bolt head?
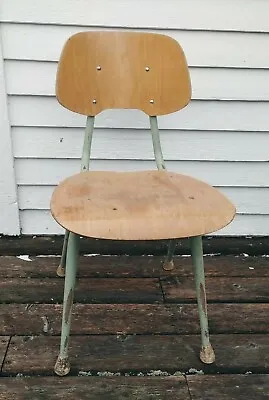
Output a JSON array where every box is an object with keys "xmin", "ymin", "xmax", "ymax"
[
  {"xmin": 145, "ymin": 66, "xmax": 150, "ymax": 71},
  {"xmin": 150, "ymin": 99, "xmax": 154, "ymax": 104},
  {"xmin": 96, "ymin": 66, "xmax": 101, "ymax": 70},
  {"xmin": 92, "ymin": 99, "xmax": 97, "ymax": 104}
]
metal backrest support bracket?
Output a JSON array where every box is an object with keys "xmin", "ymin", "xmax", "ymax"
[
  {"xmin": 80, "ymin": 115, "xmax": 166, "ymax": 173},
  {"xmin": 149, "ymin": 116, "xmax": 166, "ymax": 170},
  {"xmin": 81, "ymin": 116, "xmax": 95, "ymax": 171}
]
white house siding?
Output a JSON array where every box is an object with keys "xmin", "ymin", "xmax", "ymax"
[{"xmin": 0, "ymin": 0, "xmax": 269, "ymax": 236}]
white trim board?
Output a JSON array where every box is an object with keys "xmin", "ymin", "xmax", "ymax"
[{"xmin": 0, "ymin": 30, "xmax": 20, "ymax": 234}]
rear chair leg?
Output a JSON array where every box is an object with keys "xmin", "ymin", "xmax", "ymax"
[
  {"xmin": 190, "ymin": 235, "xmax": 215, "ymax": 364},
  {"xmin": 56, "ymin": 230, "xmax": 70, "ymax": 277},
  {"xmin": 163, "ymin": 240, "xmax": 177, "ymax": 271},
  {"xmin": 54, "ymin": 232, "xmax": 79, "ymax": 376}
]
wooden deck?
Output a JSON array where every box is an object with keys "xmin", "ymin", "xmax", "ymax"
[{"xmin": 0, "ymin": 254, "xmax": 269, "ymax": 399}]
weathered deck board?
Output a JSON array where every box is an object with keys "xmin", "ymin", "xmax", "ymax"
[
  {"xmin": 3, "ymin": 334, "xmax": 269, "ymax": 376},
  {"xmin": 187, "ymin": 374, "xmax": 269, "ymax": 400},
  {"xmin": 1, "ymin": 255, "xmax": 268, "ymax": 278},
  {"xmin": 0, "ymin": 376, "xmax": 190, "ymax": 400},
  {"xmin": 1, "ymin": 303, "xmax": 269, "ymax": 336},
  {"xmin": 161, "ymin": 276, "xmax": 269, "ymax": 303},
  {"xmin": 1, "ymin": 236, "xmax": 269, "ymax": 256},
  {"xmin": 0, "ymin": 278, "xmax": 162, "ymax": 304},
  {"xmin": 1, "ymin": 254, "xmax": 269, "ymax": 398},
  {"xmin": 1, "ymin": 276, "xmax": 268, "ymax": 304},
  {"xmin": 0, "ymin": 337, "xmax": 10, "ymax": 372}
]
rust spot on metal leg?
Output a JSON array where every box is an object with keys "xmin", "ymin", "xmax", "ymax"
[
  {"xmin": 64, "ymin": 289, "xmax": 74, "ymax": 324},
  {"xmin": 200, "ymin": 283, "xmax": 206, "ymax": 314}
]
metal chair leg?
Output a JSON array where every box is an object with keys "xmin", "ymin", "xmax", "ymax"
[
  {"xmin": 56, "ymin": 230, "xmax": 70, "ymax": 277},
  {"xmin": 54, "ymin": 232, "xmax": 79, "ymax": 376},
  {"xmin": 163, "ymin": 239, "xmax": 177, "ymax": 271},
  {"xmin": 190, "ymin": 235, "xmax": 215, "ymax": 364}
]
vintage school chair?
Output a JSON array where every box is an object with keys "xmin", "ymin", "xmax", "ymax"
[{"xmin": 51, "ymin": 31, "xmax": 236, "ymax": 376}]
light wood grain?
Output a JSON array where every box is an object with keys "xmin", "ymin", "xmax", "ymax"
[
  {"xmin": 56, "ymin": 31, "xmax": 191, "ymax": 116},
  {"xmin": 18, "ymin": 185, "xmax": 269, "ymax": 214},
  {"xmin": 50, "ymin": 170, "xmax": 235, "ymax": 240},
  {"xmin": 18, "ymin": 211, "xmax": 269, "ymax": 236},
  {"xmin": 6, "ymin": 60, "xmax": 269, "ymax": 101}
]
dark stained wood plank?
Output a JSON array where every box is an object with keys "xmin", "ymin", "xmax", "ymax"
[
  {"xmin": 0, "ymin": 337, "xmax": 9, "ymax": 372},
  {"xmin": 0, "ymin": 255, "xmax": 268, "ymax": 278},
  {"xmin": 2, "ymin": 274, "xmax": 269, "ymax": 304},
  {"xmin": 1, "ymin": 235, "xmax": 269, "ymax": 256},
  {"xmin": 161, "ymin": 276, "xmax": 269, "ymax": 303},
  {"xmin": 0, "ymin": 278, "xmax": 162, "ymax": 304},
  {"xmin": 0, "ymin": 376, "xmax": 190, "ymax": 400},
  {"xmin": 3, "ymin": 334, "xmax": 269, "ymax": 375},
  {"xmin": 187, "ymin": 375, "xmax": 269, "ymax": 400},
  {"xmin": 0, "ymin": 304, "xmax": 176, "ymax": 336},
  {"xmin": 1, "ymin": 303, "xmax": 269, "ymax": 336}
]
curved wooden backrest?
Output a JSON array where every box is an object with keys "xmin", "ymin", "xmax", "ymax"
[{"xmin": 56, "ymin": 31, "xmax": 191, "ymax": 116}]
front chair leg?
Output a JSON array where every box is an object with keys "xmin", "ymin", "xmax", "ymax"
[
  {"xmin": 56, "ymin": 230, "xmax": 70, "ymax": 277},
  {"xmin": 190, "ymin": 235, "xmax": 215, "ymax": 364},
  {"xmin": 54, "ymin": 232, "xmax": 80, "ymax": 376}
]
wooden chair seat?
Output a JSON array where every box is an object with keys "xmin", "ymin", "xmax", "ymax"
[{"xmin": 51, "ymin": 170, "xmax": 235, "ymax": 240}]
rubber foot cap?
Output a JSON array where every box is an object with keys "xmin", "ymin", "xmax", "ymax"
[{"xmin": 200, "ymin": 343, "xmax": 215, "ymax": 364}]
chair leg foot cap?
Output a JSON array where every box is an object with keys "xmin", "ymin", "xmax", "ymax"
[
  {"xmin": 56, "ymin": 265, "xmax": 65, "ymax": 277},
  {"xmin": 54, "ymin": 356, "xmax": 70, "ymax": 376},
  {"xmin": 163, "ymin": 260, "xmax": 174, "ymax": 271},
  {"xmin": 200, "ymin": 343, "xmax": 215, "ymax": 364}
]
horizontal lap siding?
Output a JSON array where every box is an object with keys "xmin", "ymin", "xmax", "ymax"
[
  {"xmin": 1, "ymin": 0, "xmax": 269, "ymax": 236},
  {"xmin": 2, "ymin": 0, "xmax": 269, "ymax": 32},
  {"xmin": 2, "ymin": 24, "xmax": 269, "ymax": 68}
]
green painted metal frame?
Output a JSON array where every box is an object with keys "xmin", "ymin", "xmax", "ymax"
[
  {"xmin": 56, "ymin": 116, "xmax": 95, "ymax": 278},
  {"xmin": 190, "ymin": 236, "xmax": 215, "ymax": 363},
  {"xmin": 150, "ymin": 116, "xmax": 178, "ymax": 271},
  {"xmin": 55, "ymin": 114, "xmax": 215, "ymax": 375},
  {"xmin": 54, "ymin": 116, "xmax": 95, "ymax": 376}
]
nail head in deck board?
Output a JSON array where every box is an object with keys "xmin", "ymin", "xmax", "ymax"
[
  {"xmin": 187, "ymin": 375, "xmax": 269, "ymax": 400},
  {"xmin": 1, "ymin": 235, "xmax": 269, "ymax": 256},
  {"xmin": 0, "ymin": 278, "xmax": 162, "ymax": 304},
  {"xmin": 0, "ymin": 376, "xmax": 190, "ymax": 400},
  {"xmin": 3, "ymin": 334, "xmax": 269, "ymax": 375},
  {"xmin": 0, "ymin": 337, "xmax": 10, "ymax": 371},
  {"xmin": 1, "ymin": 255, "xmax": 269, "ymax": 279},
  {"xmin": 161, "ymin": 276, "xmax": 269, "ymax": 303},
  {"xmin": 1, "ymin": 303, "xmax": 269, "ymax": 336}
]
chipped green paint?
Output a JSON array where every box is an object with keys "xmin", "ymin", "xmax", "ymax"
[
  {"xmin": 190, "ymin": 235, "xmax": 215, "ymax": 363},
  {"xmin": 57, "ymin": 232, "xmax": 79, "ymax": 365}
]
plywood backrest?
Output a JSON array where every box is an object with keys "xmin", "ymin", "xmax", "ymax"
[{"xmin": 56, "ymin": 31, "xmax": 191, "ymax": 116}]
